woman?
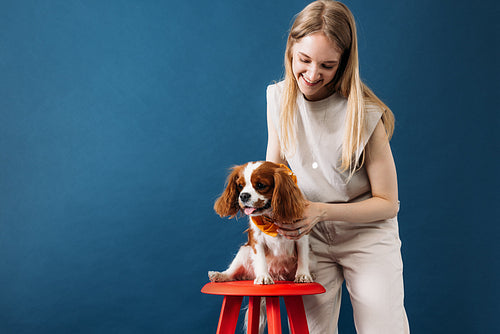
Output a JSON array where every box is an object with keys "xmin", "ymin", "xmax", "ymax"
[{"xmin": 266, "ymin": 1, "xmax": 410, "ymax": 333}]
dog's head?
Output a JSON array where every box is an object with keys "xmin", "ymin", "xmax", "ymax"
[{"xmin": 214, "ymin": 161, "xmax": 306, "ymax": 223}]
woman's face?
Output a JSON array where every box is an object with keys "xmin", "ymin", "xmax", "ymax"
[{"xmin": 292, "ymin": 32, "xmax": 342, "ymax": 101}]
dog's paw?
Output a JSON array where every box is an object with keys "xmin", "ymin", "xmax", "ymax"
[
  {"xmin": 208, "ymin": 271, "xmax": 230, "ymax": 282},
  {"xmin": 254, "ymin": 274, "xmax": 274, "ymax": 285},
  {"xmin": 294, "ymin": 273, "xmax": 314, "ymax": 283}
]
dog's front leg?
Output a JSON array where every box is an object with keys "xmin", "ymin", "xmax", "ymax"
[
  {"xmin": 208, "ymin": 246, "xmax": 252, "ymax": 282},
  {"xmin": 252, "ymin": 243, "xmax": 274, "ymax": 284},
  {"xmin": 294, "ymin": 235, "xmax": 313, "ymax": 283}
]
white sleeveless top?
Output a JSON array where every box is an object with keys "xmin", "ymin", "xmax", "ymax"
[{"xmin": 267, "ymin": 81, "xmax": 383, "ymax": 204}]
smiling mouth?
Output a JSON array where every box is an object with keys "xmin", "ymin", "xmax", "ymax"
[
  {"xmin": 302, "ymin": 74, "xmax": 322, "ymax": 86},
  {"xmin": 243, "ymin": 202, "xmax": 272, "ymax": 215}
]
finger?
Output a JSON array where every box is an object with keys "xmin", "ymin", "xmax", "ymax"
[
  {"xmin": 277, "ymin": 226, "xmax": 306, "ymax": 239},
  {"xmin": 275, "ymin": 220, "xmax": 307, "ymax": 231},
  {"xmin": 277, "ymin": 228, "xmax": 298, "ymax": 238},
  {"xmin": 276, "ymin": 225, "xmax": 297, "ymax": 232},
  {"xmin": 284, "ymin": 233, "xmax": 304, "ymax": 241},
  {"xmin": 274, "ymin": 219, "xmax": 305, "ymax": 229},
  {"xmin": 281, "ymin": 232, "xmax": 300, "ymax": 241}
]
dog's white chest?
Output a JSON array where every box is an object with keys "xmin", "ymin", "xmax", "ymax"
[{"xmin": 263, "ymin": 234, "xmax": 296, "ymax": 257}]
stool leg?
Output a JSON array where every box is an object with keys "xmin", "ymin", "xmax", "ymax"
[
  {"xmin": 266, "ymin": 297, "xmax": 282, "ymax": 334},
  {"xmin": 247, "ymin": 296, "xmax": 261, "ymax": 334},
  {"xmin": 283, "ymin": 296, "xmax": 309, "ymax": 334},
  {"xmin": 217, "ymin": 295, "xmax": 243, "ymax": 334}
]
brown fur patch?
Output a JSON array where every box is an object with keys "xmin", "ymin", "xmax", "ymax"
[
  {"xmin": 245, "ymin": 227, "xmax": 257, "ymax": 254},
  {"xmin": 213, "ymin": 164, "xmax": 246, "ymax": 218}
]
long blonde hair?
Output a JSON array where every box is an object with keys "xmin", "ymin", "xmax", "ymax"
[{"xmin": 280, "ymin": 0, "xmax": 394, "ymax": 175}]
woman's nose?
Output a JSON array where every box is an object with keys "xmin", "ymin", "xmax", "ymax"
[{"xmin": 306, "ymin": 65, "xmax": 321, "ymax": 80}]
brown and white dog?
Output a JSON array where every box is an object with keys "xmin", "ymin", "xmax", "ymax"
[{"xmin": 208, "ymin": 161, "xmax": 314, "ymax": 284}]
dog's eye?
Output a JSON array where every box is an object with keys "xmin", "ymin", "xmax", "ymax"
[
  {"xmin": 236, "ymin": 183, "xmax": 244, "ymax": 190},
  {"xmin": 255, "ymin": 182, "xmax": 267, "ymax": 190}
]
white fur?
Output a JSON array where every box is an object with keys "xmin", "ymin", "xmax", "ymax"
[
  {"xmin": 208, "ymin": 207, "xmax": 313, "ymax": 284},
  {"xmin": 240, "ymin": 162, "xmax": 268, "ymax": 210},
  {"xmin": 208, "ymin": 223, "xmax": 313, "ymax": 284},
  {"xmin": 249, "ymin": 223, "xmax": 313, "ymax": 284}
]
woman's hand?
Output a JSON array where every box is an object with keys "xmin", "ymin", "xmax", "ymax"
[{"xmin": 275, "ymin": 201, "xmax": 326, "ymax": 240}]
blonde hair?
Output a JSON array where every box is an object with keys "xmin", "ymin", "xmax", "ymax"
[{"xmin": 280, "ymin": 0, "xmax": 395, "ymax": 175}]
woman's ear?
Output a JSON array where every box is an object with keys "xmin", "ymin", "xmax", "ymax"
[
  {"xmin": 214, "ymin": 166, "xmax": 243, "ymax": 218},
  {"xmin": 272, "ymin": 167, "xmax": 305, "ymax": 222}
]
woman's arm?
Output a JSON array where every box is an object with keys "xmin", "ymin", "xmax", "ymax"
[
  {"xmin": 266, "ymin": 102, "xmax": 287, "ymax": 165},
  {"xmin": 277, "ymin": 120, "xmax": 400, "ymax": 239}
]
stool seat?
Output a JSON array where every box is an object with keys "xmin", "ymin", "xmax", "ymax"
[
  {"xmin": 202, "ymin": 280, "xmax": 325, "ymax": 296},
  {"xmin": 202, "ymin": 281, "xmax": 325, "ymax": 334}
]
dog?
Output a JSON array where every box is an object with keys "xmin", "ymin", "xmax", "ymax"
[{"xmin": 208, "ymin": 161, "xmax": 313, "ymax": 284}]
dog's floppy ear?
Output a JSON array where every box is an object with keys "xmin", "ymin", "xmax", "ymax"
[
  {"xmin": 214, "ymin": 165, "xmax": 243, "ymax": 218},
  {"xmin": 271, "ymin": 166, "xmax": 306, "ymax": 223}
]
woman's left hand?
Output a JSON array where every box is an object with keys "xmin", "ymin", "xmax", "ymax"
[{"xmin": 275, "ymin": 201, "xmax": 326, "ymax": 240}]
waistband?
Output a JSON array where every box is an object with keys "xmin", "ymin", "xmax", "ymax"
[{"xmin": 311, "ymin": 216, "xmax": 399, "ymax": 245}]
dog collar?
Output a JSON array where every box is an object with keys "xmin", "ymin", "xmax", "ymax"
[{"xmin": 251, "ymin": 215, "xmax": 279, "ymax": 237}]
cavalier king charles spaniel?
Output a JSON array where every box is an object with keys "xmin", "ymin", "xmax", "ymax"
[{"xmin": 208, "ymin": 161, "xmax": 314, "ymax": 284}]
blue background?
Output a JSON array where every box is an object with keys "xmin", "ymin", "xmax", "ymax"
[{"xmin": 1, "ymin": 0, "xmax": 498, "ymax": 333}]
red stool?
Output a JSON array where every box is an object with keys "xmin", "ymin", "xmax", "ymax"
[{"xmin": 201, "ymin": 281, "xmax": 325, "ymax": 334}]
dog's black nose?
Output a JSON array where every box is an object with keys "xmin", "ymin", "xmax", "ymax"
[{"xmin": 239, "ymin": 192, "xmax": 251, "ymax": 203}]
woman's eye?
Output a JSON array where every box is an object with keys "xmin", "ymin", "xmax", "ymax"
[
  {"xmin": 300, "ymin": 58, "xmax": 310, "ymax": 63},
  {"xmin": 322, "ymin": 65, "xmax": 334, "ymax": 69}
]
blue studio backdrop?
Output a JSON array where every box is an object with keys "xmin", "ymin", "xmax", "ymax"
[{"xmin": 0, "ymin": 0, "xmax": 497, "ymax": 333}]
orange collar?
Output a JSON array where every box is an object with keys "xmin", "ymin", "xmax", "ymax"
[
  {"xmin": 251, "ymin": 215, "xmax": 279, "ymax": 237},
  {"xmin": 279, "ymin": 164, "xmax": 297, "ymax": 184},
  {"xmin": 250, "ymin": 164, "xmax": 297, "ymax": 237}
]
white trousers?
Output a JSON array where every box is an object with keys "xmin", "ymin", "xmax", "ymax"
[{"xmin": 303, "ymin": 217, "xmax": 410, "ymax": 334}]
